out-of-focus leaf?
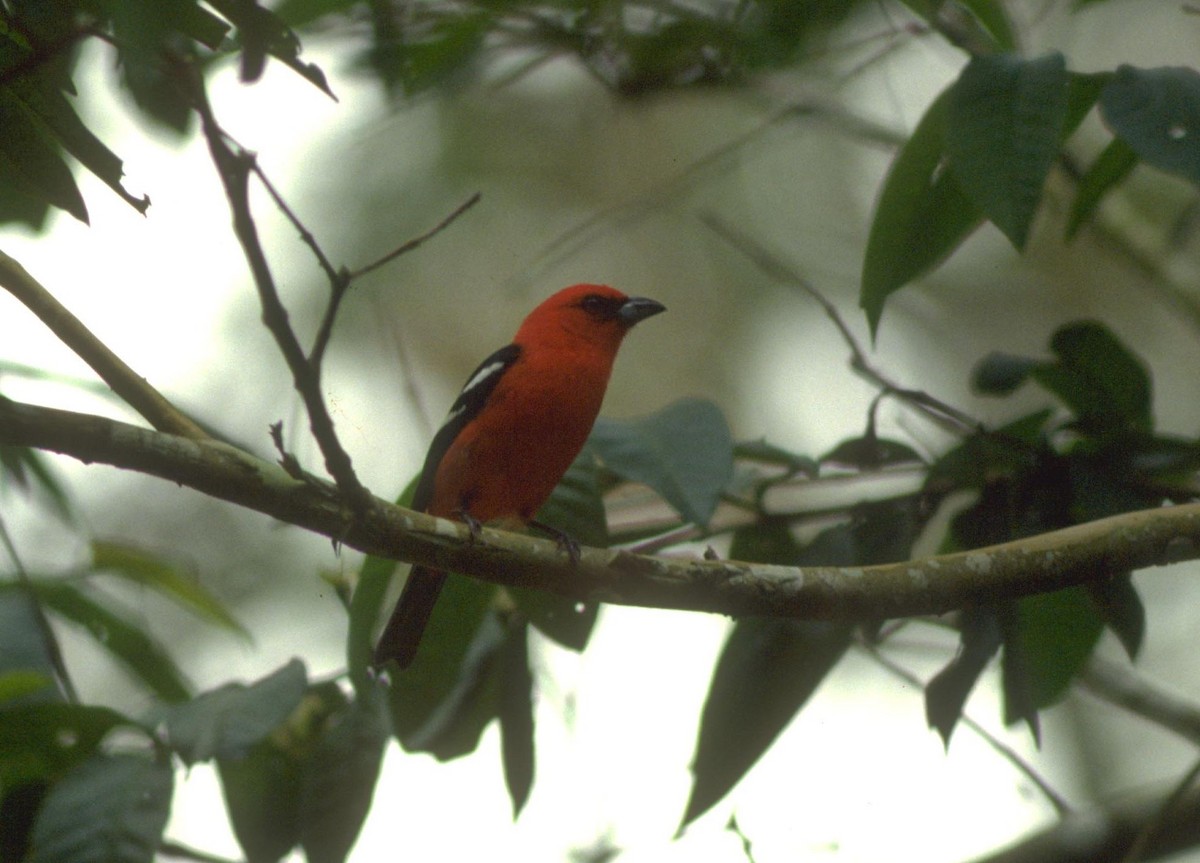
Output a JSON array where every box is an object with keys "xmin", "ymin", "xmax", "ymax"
[
  {"xmin": 0, "ymin": 90, "xmax": 86, "ymax": 223},
  {"xmin": 681, "ymin": 618, "xmax": 851, "ymax": 827},
  {"xmin": 387, "ymin": 575, "xmax": 499, "ymax": 752},
  {"xmin": 945, "ymin": 52, "xmax": 1069, "ymax": 249},
  {"xmin": 589, "ymin": 397, "xmax": 733, "ymax": 526},
  {"xmin": 26, "ymin": 753, "xmax": 172, "ymax": 863},
  {"xmin": 298, "ymin": 687, "xmax": 389, "ymax": 863},
  {"xmin": 373, "ymin": 11, "xmax": 490, "ymax": 97},
  {"xmin": 498, "ymin": 623, "xmax": 534, "ymax": 818},
  {"xmin": 1086, "ymin": 573, "xmax": 1144, "ymax": 661},
  {"xmin": 821, "ymin": 436, "xmax": 924, "ymax": 470},
  {"xmin": 0, "ymin": 670, "xmax": 53, "ymax": 704},
  {"xmin": 1016, "ymin": 587, "xmax": 1104, "ymax": 707},
  {"xmin": 23, "ymin": 582, "xmax": 192, "ymax": 704},
  {"xmin": 861, "ymin": 87, "xmax": 983, "ymax": 337},
  {"xmin": 273, "ymin": 0, "xmax": 360, "ymax": 29},
  {"xmin": 0, "ymin": 589, "xmax": 63, "ymax": 703},
  {"xmin": 0, "ymin": 444, "xmax": 73, "ymax": 523},
  {"xmin": 1066, "ymin": 132, "xmax": 1139, "ymax": 239},
  {"xmin": 90, "ymin": 540, "xmax": 248, "ymax": 637},
  {"xmin": 206, "ymin": 0, "xmax": 334, "ymax": 96},
  {"xmin": 925, "ymin": 607, "xmax": 1002, "ymax": 746},
  {"xmin": 972, "ymin": 352, "xmax": 1041, "ymax": 395},
  {"xmin": 218, "ymin": 732, "xmax": 302, "ymax": 863},
  {"xmin": 509, "ymin": 585, "xmax": 596, "ymax": 653},
  {"xmin": 0, "ymin": 703, "xmax": 136, "ymax": 787},
  {"xmin": 897, "ymin": 0, "xmax": 1015, "ymax": 52},
  {"xmin": 1100, "ymin": 65, "xmax": 1200, "ymax": 186},
  {"xmin": 160, "ymin": 658, "xmax": 307, "ymax": 765},
  {"xmin": 1038, "ymin": 321, "xmax": 1151, "ymax": 434}
]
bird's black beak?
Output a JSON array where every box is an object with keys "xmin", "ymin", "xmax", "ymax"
[{"xmin": 619, "ymin": 296, "xmax": 666, "ymax": 325}]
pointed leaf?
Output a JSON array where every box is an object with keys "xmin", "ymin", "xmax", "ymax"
[
  {"xmin": 588, "ymin": 397, "xmax": 733, "ymax": 526},
  {"xmin": 0, "ymin": 90, "xmax": 86, "ymax": 222},
  {"xmin": 160, "ymin": 659, "xmax": 308, "ymax": 765},
  {"xmin": 385, "ymin": 571, "xmax": 499, "ymax": 750},
  {"xmin": 1086, "ymin": 573, "xmax": 1144, "ymax": 660},
  {"xmin": 925, "ymin": 607, "xmax": 1002, "ymax": 746},
  {"xmin": 1100, "ymin": 65, "xmax": 1200, "ymax": 185},
  {"xmin": 27, "ymin": 753, "xmax": 172, "ymax": 863},
  {"xmin": 1039, "ymin": 320, "xmax": 1151, "ymax": 432},
  {"xmin": 298, "ymin": 689, "xmax": 389, "ymax": 863},
  {"xmin": 1016, "ymin": 587, "xmax": 1104, "ymax": 707},
  {"xmin": 0, "ymin": 703, "xmax": 137, "ymax": 787},
  {"xmin": 28, "ymin": 582, "xmax": 192, "ymax": 704},
  {"xmin": 681, "ymin": 619, "xmax": 851, "ymax": 827},
  {"xmin": 498, "ymin": 624, "xmax": 535, "ymax": 818},
  {"xmin": 90, "ymin": 540, "xmax": 248, "ymax": 637},
  {"xmin": 861, "ymin": 87, "xmax": 983, "ymax": 336},
  {"xmin": 0, "ymin": 587, "xmax": 64, "ymax": 702},
  {"xmin": 946, "ymin": 52, "xmax": 1069, "ymax": 249},
  {"xmin": 1066, "ymin": 137, "xmax": 1140, "ymax": 239}
]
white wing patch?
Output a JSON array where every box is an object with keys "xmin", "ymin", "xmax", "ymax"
[{"xmin": 440, "ymin": 357, "xmax": 508, "ymax": 429}]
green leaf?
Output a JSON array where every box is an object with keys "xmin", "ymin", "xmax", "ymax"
[
  {"xmin": 218, "ymin": 739, "xmax": 302, "ymax": 863},
  {"xmin": 399, "ymin": 609, "xmax": 505, "ymax": 759},
  {"xmin": 1100, "ymin": 64, "xmax": 1200, "ymax": 185},
  {"xmin": 90, "ymin": 540, "xmax": 248, "ymax": 637},
  {"xmin": 972, "ymin": 352, "xmax": 1041, "ymax": 395},
  {"xmin": 1038, "ymin": 320, "xmax": 1151, "ymax": 434},
  {"xmin": 160, "ymin": 658, "xmax": 308, "ymax": 765},
  {"xmin": 588, "ymin": 397, "xmax": 733, "ymax": 526},
  {"xmin": 0, "ymin": 703, "xmax": 137, "ymax": 787},
  {"xmin": 860, "ymin": 87, "xmax": 983, "ymax": 337},
  {"xmin": 956, "ymin": 0, "xmax": 1018, "ymax": 51},
  {"xmin": 681, "ymin": 619, "xmax": 851, "ymax": 827},
  {"xmin": 0, "ymin": 444, "xmax": 73, "ymax": 523},
  {"xmin": 26, "ymin": 582, "xmax": 192, "ymax": 704},
  {"xmin": 298, "ymin": 688, "xmax": 389, "ymax": 863},
  {"xmin": 0, "ymin": 590, "xmax": 63, "ymax": 703},
  {"xmin": 1016, "ymin": 587, "xmax": 1104, "ymax": 707},
  {"xmin": 925, "ymin": 607, "xmax": 1002, "ymax": 746},
  {"xmin": 945, "ymin": 52, "xmax": 1069, "ymax": 249},
  {"xmin": 0, "ymin": 89, "xmax": 86, "ymax": 223},
  {"xmin": 26, "ymin": 753, "xmax": 172, "ymax": 863},
  {"xmin": 0, "ymin": 670, "xmax": 53, "ymax": 704},
  {"xmin": 1066, "ymin": 136, "xmax": 1139, "ymax": 239},
  {"xmin": 498, "ymin": 624, "xmax": 534, "ymax": 818},
  {"xmin": 1086, "ymin": 573, "xmax": 1144, "ymax": 660},
  {"xmin": 386, "ymin": 573, "xmax": 498, "ymax": 751}
]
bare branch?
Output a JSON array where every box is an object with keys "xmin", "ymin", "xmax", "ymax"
[
  {"xmin": 0, "ymin": 249, "xmax": 207, "ymax": 440},
  {"xmin": 347, "ymin": 191, "xmax": 481, "ymax": 281},
  {"xmin": 184, "ymin": 69, "xmax": 371, "ymax": 512},
  {"xmin": 6, "ymin": 397, "xmax": 1200, "ymax": 623}
]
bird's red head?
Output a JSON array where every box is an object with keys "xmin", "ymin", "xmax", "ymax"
[{"xmin": 514, "ymin": 284, "xmax": 666, "ymax": 353}]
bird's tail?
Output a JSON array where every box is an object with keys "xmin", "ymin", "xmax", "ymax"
[{"xmin": 372, "ymin": 566, "xmax": 447, "ymax": 669}]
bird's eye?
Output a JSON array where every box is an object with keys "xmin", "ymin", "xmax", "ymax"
[{"xmin": 579, "ymin": 294, "xmax": 617, "ymax": 318}]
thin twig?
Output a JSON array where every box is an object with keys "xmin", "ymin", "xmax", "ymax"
[
  {"xmin": 159, "ymin": 839, "xmax": 245, "ymax": 863},
  {"xmin": 348, "ymin": 191, "xmax": 482, "ymax": 281},
  {"xmin": 700, "ymin": 214, "xmax": 982, "ymax": 436},
  {"xmin": 0, "ymin": 249, "xmax": 207, "ymax": 440},
  {"xmin": 1081, "ymin": 656, "xmax": 1200, "ymax": 747},
  {"xmin": 184, "ymin": 66, "xmax": 371, "ymax": 513},
  {"xmin": 860, "ymin": 638, "xmax": 1072, "ymax": 816}
]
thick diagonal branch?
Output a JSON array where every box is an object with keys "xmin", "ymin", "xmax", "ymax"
[{"xmin": 5, "ymin": 397, "xmax": 1200, "ymax": 621}]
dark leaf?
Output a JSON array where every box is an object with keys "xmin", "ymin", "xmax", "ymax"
[
  {"xmin": 1066, "ymin": 132, "xmax": 1139, "ymax": 240},
  {"xmin": 25, "ymin": 582, "xmax": 192, "ymax": 704},
  {"xmin": 972, "ymin": 352, "xmax": 1040, "ymax": 395},
  {"xmin": 1015, "ymin": 587, "xmax": 1104, "ymax": 708},
  {"xmin": 0, "ymin": 90, "xmax": 86, "ymax": 222},
  {"xmin": 1087, "ymin": 573, "xmax": 1144, "ymax": 660},
  {"xmin": 161, "ymin": 658, "xmax": 308, "ymax": 765},
  {"xmin": 925, "ymin": 607, "xmax": 1002, "ymax": 747},
  {"xmin": 861, "ymin": 87, "xmax": 983, "ymax": 337},
  {"xmin": 498, "ymin": 623, "xmax": 535, "ymax": 818},
  {"xmin": 1039, "ymin": 320, "xmax": 1151, "ymax": 433},
  {"xmin": 298, "ymin": 688, "xmax": 389, "ymax": 863},
  {"xmin": 681, "ymin": 619, "xmax": 851, "ymax": 827},
  {"xmin": 821, "ymin": 436, "xmax": 923, "ymax": 470},
  {"xmin": 399, "ymin": 608, "xmax": 505, "ymax": 759},
  {"xmin": 0, "ymin": 703, "xmax": 137, "ymax": 788},
  {"xmin": 0, "ymin": 587, "xmax": 65, "ymax": 703},
  {"xmin": 1100, "ymin": 64, "xmax": 1200, "ymax": 185},
  {"xmin": 0, "ymin": 444, "xmax": 73, "ymax": 523},
  {"xmin": 732, "ymin": 439, "xmax": 819, "ymax": 477},
  {"xmin": 218, "ymin": 734, "xmax": 302, "ymax": 863},
  {"xmin": 589, "ymin": 397, "xmax": 733, "ymax": 526},
  {"xmin": 386, "ymin": 573, "xmax": 498, "ymax": 752},
  {"xmin": 26, "ymin": 753, "xmax": 172, "ymax": 863},
  {"xmin": 945, "ymin": 52, "xmax": 1069, "ymax": 249}
]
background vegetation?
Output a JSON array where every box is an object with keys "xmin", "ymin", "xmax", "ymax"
[{"xmin": 3, "ymin": 0, "xmax": 1200, "ymax": 861}]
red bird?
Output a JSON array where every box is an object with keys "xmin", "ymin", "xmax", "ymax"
[{"xmin": 373, "ymin": 284, "xmax": 666, "ymax": 668}]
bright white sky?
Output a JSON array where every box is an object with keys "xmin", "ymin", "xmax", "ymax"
[{"xmin": 3, "ymin": 10, "xmax": 1193, "ymax": 862}]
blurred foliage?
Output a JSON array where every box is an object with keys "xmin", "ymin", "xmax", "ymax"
[{"xmin": 5, "ymin": 0, "xmax": 1200, "ymax": 861}]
